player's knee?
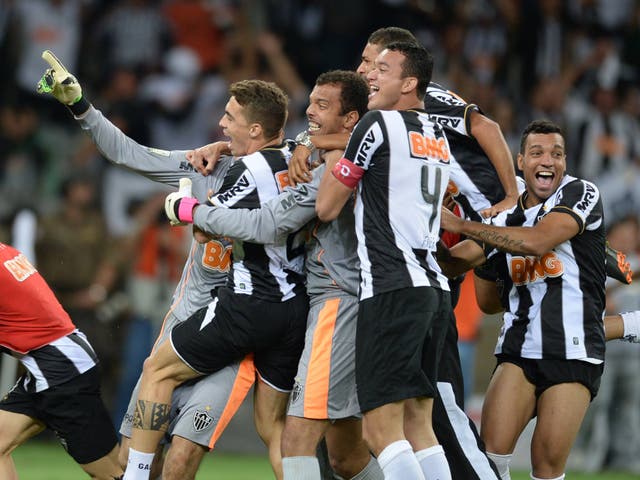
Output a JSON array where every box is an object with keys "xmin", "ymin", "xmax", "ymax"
[
  {"xmin": 532, "ymin": 455, "xmax": 567, "ymax": 478},
  {"xmin": 254, "ymin": 411, "xmax": 284, "ymax": 445},
  {"xmin": 328, "ymin": 448, "xmax": 370, "ymax": 479},
  {"xmin": 281, "ymin": 426, "xmax": 319, "ymax": 457},
  {"xmin": 0, "ymin": 438, "xmax": 18, "ymax": 457},
  {"xmin": 360, "ymin": 420, "xmax": 388, "ymax": 455}
]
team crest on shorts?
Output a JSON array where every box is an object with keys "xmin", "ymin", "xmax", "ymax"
[
  {"xmin": 193, "ymin": 410, "xmax": 213, "ymax": 431},
  {"xmin": 290, "ymin": 380, "xmax": 303, "ymax": 405}
]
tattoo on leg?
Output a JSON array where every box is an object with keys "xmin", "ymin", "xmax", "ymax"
[{"xmin": 132, "ymin": 400, "xmax": 171, "ymax": 432}]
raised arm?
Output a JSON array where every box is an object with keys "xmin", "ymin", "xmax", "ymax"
[
  {"xmin": 37, "ymin": 50, "xmax": 209, "ymax": 188},
  {"xmin": 469, "ymin": 110, "xmax": 519, "ymax": 217}
]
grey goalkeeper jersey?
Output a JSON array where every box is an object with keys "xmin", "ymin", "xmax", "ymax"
[
  {"xmin": 76, "ymin": 106, "xmax": 233, "ymax": 321},
  {"xmin": 192, "ymin": 164, "xmax": 360, "ymax": 299}
]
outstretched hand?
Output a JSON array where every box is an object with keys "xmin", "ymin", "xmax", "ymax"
[{"xmin": 36, "ymin": 50, "xmax": 83, "ymax": 105}]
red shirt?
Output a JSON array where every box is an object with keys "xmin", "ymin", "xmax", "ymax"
[{"xmin": 0, "ymin": 243, "xmax": 75, "ymax": 354}]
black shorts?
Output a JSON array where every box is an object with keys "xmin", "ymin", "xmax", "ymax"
[
  {"xmin": 0, "ymin": 366, "xmax": 118, "ymax": 464},
  {"xmin": 356, "ymin": 286, "xmax": 451, "ymax": 412},
  {"xmin": 496, "ymin": 354, "xmax": 604, "ymax": 400},
  {"xmin": 171, "ymin": 287, "xmax": 308, "ymax": 391},
  {"xmin": 432, "ymin": 310, "xmax": 502, "ymax": 479}
]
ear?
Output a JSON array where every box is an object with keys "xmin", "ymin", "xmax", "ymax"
[
  {"xmin": 402, "ymin": 77, "xmax": 418, "ymax": 95},
  {"xmin": 343, "ymin": 110, "xmax": 360, "ymax": 130},
  {"xmin": 516, "ymin": 153, "xmax": 524, "ymax": 171},
  {"xmin": 249, "ymin": 123, "xmax": 262, "ymax": 139}
]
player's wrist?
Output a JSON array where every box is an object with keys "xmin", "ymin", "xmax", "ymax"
[
  {"xmin": 176, "ymin": 197, "xmax": 200, "ymax": 224},
  {"xmin": 66, "ymin": 96, "xmax": 91, "ymax": 116},
  {"xmin": 295, "ymin": 130, "xmax": 316, "ymax": 153}
]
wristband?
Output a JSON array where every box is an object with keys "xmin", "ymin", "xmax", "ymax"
[
  {"xmin": 67, "ymin": 97, "xmax": 91, "ymax": 116},
  {"xmin": 177, "ymin": 197, "xmax": 199, "ymax": 223}
]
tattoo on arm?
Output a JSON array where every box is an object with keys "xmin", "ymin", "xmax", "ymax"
[
  {"xmin": 470, "ymin": 228, "xmax": 525, "ymax": 252},
  {"xmin": 132, "ymin": 400, "xmax": 171, "ymax": 432}
]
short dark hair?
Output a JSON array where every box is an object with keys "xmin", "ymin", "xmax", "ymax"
[
  {"xmin": 229, "ymin": 80, "xmax": 288, "ymax": 139},
  {"xmin": 384, "ymin": 42, "xmax": 433, "ymax": 100},
  {"xmin": 315, "ymin": 70, "xmax": 369, "ymax": 118},
  {"xmin": 519, "ymin": 119, "xmax": 565, "ymax": 154},
  {"xmin": 368, "ymin": 27, "xmax": 418, "ymax": 47}
]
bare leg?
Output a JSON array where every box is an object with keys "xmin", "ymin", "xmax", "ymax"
[
  {"xmin": 254, "ymin": 379, "xmax": 289, "ymax": 480},
  {"xmin": 481, "ymin": 363, "xmax": 536, "ymax": 455},
  {"xmin": 162, "ymin": 435, "xmax": 207, "ymax": 480},
  {"xmin": 531, "ymin": 383, "xmax": 590, "ymax": 478},
  {"xmin": 129, "ymin": 341, "xmax": 201, "ymax": 454},
  {"xmin": 325, "ymin": 418, "xmax": 372, "ymax": 479},
  {"xmin": 79, "ymin": 445, "xmax": 124, "ymax": 479},
  {"xmin": 0, "ymin": 410, "xmax": 44, "ymax": 480}
]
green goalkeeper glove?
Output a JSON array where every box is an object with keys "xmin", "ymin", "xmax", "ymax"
[{"xmin": 37, "ymin": 50, "xmax": 89, "ymax": 114}]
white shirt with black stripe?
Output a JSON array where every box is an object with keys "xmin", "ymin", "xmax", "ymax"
[
  {"xmin": 209, "ymin": 144, "xmax": 306, "ymax": 302},
  {"xmin": 487, "ymin": 175, "xmax": 606, "ymax": 362},
  {"xmin": 13, "ymin": 330, "xmax": 99, "ymax": 393},
  {"xmin": 342, "ymin": 109, "xmax": 451, "ymax": 300},
  {"xmin": 426, "ymin": 82, "xmax": 505, "ymax": 221}
]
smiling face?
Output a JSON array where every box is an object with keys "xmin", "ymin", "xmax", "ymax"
[
  {"xmin": 366, "ymin": 48, "xmax": 410, "ymax": 111},
  {"xmin": 518, "ymin": 132, "xmax": 566, "ymax": 206},
  {"xmin": 218, "ymin": 96, "xmax": 253, "ymax": 156},
  {"xmin": 306, "ymin": 83, "xmax": 349, "ymax": 136}
]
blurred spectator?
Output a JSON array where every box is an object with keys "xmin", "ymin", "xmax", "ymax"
[
  {"xmin": 518, "ymin": 0, "xmax": 568, "ymax": 96},
  {"xmin": 162, "ymin": 0, "xmax": 230, "ymax": 74},
  {"xmin": 491, "ymin": 96, "xmax": 520, "ymax": 160},
  {"xmin": 573, "ymin": 84, "xmax": 640, "ymax": 183},
  {"xmin": 576, "ymin": 214, "xmax": 640, "ymax": 473},
  {"xmin": 139, "ymin": 46, "xmax": 226, "ymax": 149},
  {"xmin": 0, "ymin": 102, "xmax": 51, "ymax": 221},
  {"xmin": 112, "ymin": 193, "xmax": 189, "ymax": 426},
  {"xmin": 430, "ymin": 21, "xmax": 467, "ymax": 89},
  {"xmin": 34, "ymin": 173, "xmax": 126, "ymax": 411},
  {"xmin": 91, "ymin": 0, "xmax": 173, "ymax": 79},
  {"xmin": 462, "ymin": 0, "xmax": 507, "ymax": 87},
  {"xmin": 10, "ymin": 0, "xmax": 89, "ymax": 125},
  {"xmin": 453, "ymin": 274, "xmax": 483, "ymax": 407}
]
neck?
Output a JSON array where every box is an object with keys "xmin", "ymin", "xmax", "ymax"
[
  {"xmin": 246, "ymin": 135, "xmax": 281, "ymax": 154},
  {"xmin": 393, "ymin": 96, "xmax": 424, "ymax": 111}
]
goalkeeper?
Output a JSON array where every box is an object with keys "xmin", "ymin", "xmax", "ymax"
[{"xmin": 37, "ymin": 50, "xmax": 257, "ymax": 480}]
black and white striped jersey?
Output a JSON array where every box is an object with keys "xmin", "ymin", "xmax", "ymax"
[
  {"xmin": 209, "ymin": 144, "xmax": 306, "ymax": 302},
  {"xmin": 426, "ymin": 82, "xmax": 505, "ymax": 221},
  {"xmin": 11, "ymin": 330, "xmax": 99, "ymax": 393},
  {"xmin": 487, "ymin": 175, "xmax": 606, "ymax": 362},
  {"xmin": 341, "ymin": 109, "xmax": 451, "ymax": 300}
]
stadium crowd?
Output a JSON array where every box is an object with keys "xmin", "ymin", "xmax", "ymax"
[{"xmin": 1, "ymin": 0, "xmax": 640, "ymax": 477}]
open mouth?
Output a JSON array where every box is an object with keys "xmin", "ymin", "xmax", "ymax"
[
  {"xmin": 535, "ymin": 171, "xmax": 554, "ymax": 188},
  {"xmin": 308, "ymin": 122, "xmax": 320, "ymax": 134},
  {"xmin": 369, "ymin": 85, "xmax": 379, "ymax": 99}
]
